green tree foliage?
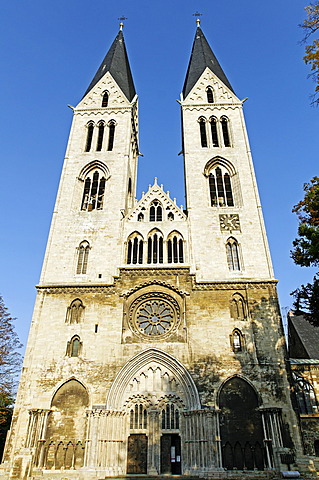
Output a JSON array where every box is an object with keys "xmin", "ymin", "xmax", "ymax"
[
  {"xmin": 301, "ymin": 2, "xmax": 319, "ymax": 105},
  {"xmin": 0, "ymin": 296, "xmax": 22, "ymax": 459},
  {"xmin": 291, "ymin": 177, "xmax": 319, "ymax": 324}
]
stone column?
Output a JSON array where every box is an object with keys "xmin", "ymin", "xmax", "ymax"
[
  {"xmin": 85, "ymin": 409, "xmax": 101, "ymax": 467},
  {"xmin": 183, "ymin": 409, "xmax": 222, "ymax": 474},
  {"xmin": 261, "ymin": 407, "xmax": 285, "ymax": 469},
  {"xmin": 148, "ymin": 408, "xmax": 160, "ymax": 475}
]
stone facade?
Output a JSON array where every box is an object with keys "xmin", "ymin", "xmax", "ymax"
[
  {"xmin": 288, "ymin": 312, "xmax": 319, "ymax": 472},
  {"xmin": 1, "ymin": 25, "xmax": 318, "ymax": 480}
]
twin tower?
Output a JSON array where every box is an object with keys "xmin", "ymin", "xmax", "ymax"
[{"xmin": 1, "ymin": 24, "xmax": 309, "ymax": 480}]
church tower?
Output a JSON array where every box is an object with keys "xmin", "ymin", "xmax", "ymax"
[
  {"xmin": 181, "ymin": 24, "xmax": 273, "ymax": 282},
  {"xmin": 41, "ymin": 27, "xmax": 138, "ymax": 286},
  {"xmin": 1, "ymin": 23, "xmax": 314, "ymax": 480}
]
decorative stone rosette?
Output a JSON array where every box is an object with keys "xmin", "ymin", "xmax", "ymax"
[{"xmin": 128, "ymin": 293, "xmax": 180, "ymax": 341}]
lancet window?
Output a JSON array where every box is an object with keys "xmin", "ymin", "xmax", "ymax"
[
  {"xmin": 210, "ymin": 117, "xmax": 219, "ymax": 147},
  {"xmin": 147, "ymin": 231, "xmax": 163, "ymax": 264},
  {"xmin": 102, "ymin": 91, "xmax": 109, "ymax": 107},
  {"xmin": 167, "ymin": 232, "xmax": 184, "ymax": 263},
  {"xmin": 221, "ymin": 116, "xmax": 231, "ymax": 147},
  {"xmin": 85, "ymin": 122, "xmax": 94, "ymax": 152},
  {"xmin": 76, "ymin": 241, "xmax": 90, "ymax": 274},
  {"xmin": 66, "ymin": 299, "xmax": 84, "ymax": 324},
  {"xmin": 199, "ymin": 117, "xmax": 208, "ymax": 147},
  {"xmin": 226, "ymin": 238, "xmax": 241, "ymax": 271},
  {"xmin": 209, "ymin": 166, "xmax": 234, "ymax": 207},
  {"xmin": 206, "ymin": 86, "xmax": 214, "ymax": 103},
  {"xmin": 162, "ymin": 404, "xmax": 180, "ymax": 430},
  {"xmin": 107, "ymin": 120, "xmax": 116, "ymax": 151},
  {"xmin": 230, "ymin": 329, "xmax": 244, "ymax": 352},
  {"xmin": 66, "ymin": 335, "xmax": 82, "ymax": 357},
  {"xmin": 127, "ymin": 233, "xmax": 144, "ymax": 264},
  {"xmin": 293, "ymin": 373, "xmax": 318, "ymax": 414},
  {"xmin": 149, "ymin": 200, "xmax": 163, "ymax": 221},
  {"xmin": 96, "ymin": 121, "xmax": 105, "ymax": 151},
  {"xmin": 230, "ymin": 293, "xmax": 246, "ymax": 320},
  {"xmin": 130, "ymin": 404, "xmax": 147, "ymax": 430},
  {"xmin": 81, "ymin": 170, "xmax": 106, "ymax": 211}
]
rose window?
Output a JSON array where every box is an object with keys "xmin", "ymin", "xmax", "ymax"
[
  {"xmin": 128, "ymin": 293, "xmax": 180, "ymax": 340},
  {"xmin": 136, "ymin": 300, "xmax": 174, "ymax": 336}
]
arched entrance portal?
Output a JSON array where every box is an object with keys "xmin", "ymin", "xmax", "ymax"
[
  {"xmin": 105, "ymin": 348, "xmax": 201, "ymax": 475},
  {"xmin": 219, "ymin": 377, "xmax": 265, "ymax": 470}
]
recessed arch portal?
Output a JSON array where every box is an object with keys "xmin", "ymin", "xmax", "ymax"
[
  {"xmin": 218, "ymin": 376, "xmax": 265, "ymax": 470},
  {"xmin": 106, "ymin": 348, "xmax": 201, "ymax": 411}
]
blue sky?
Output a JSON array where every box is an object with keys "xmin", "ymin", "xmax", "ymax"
[{"xmin": 1, "ymin": 0, "xmax": 318, "ymax": 347}]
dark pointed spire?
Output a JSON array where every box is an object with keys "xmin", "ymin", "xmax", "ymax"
[
  {"xmin": 83, "ymin": 30, "xmax": 136, "ymax": 102},
  {"xmin": 183, "ymin": 26, "xmax": 234, "ymax": 99}
]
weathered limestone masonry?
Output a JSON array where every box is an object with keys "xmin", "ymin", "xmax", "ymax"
[{"xmin": 1, "ymin": 23, "xmax": 317, "ymax": 480}]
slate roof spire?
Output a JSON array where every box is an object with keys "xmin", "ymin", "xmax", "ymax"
[
  {"xmin": 83, "ymin": 29, "xmax": 136, "ymax": 102},
  {"xmin": 183, "ymin": 25, "xmax": 234, "ymax": 99}
]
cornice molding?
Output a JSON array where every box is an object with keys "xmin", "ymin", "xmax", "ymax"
[
  {"xmin": 36, "ymin": 277, "xmax": 277, "ymax": 294},
  {"xmin": 182, "ymin": 104, "xmax": 241, "ymax": 112},
  {"xmin": 74, "ymin": 107, "xmax": 131, "ymax": 116}
]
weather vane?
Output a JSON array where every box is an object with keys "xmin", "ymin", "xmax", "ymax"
[
  {"xmin": 118, "ymin": 16, "xmax": 127, "ymax": 30},
  {"xmin": 192, "ymin": 11, "xmax": 202, "ymax": 26}
]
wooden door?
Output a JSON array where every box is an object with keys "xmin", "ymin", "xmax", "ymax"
[{"xmin": 127, "ymin": 434, "xmax": 148, "ymax": 474}]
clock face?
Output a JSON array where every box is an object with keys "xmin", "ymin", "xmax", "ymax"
[
  {"xmin": 219, "ymin": 214, "xmax": 241, "ymax": 232},
  {"xmin": 129, "ymin": 293, "xmax": 179, "ymax": 340}
]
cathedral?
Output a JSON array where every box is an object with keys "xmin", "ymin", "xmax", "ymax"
[{"xmin": 1, "ymin": 21, "xmax": 318, "ymax": 480}]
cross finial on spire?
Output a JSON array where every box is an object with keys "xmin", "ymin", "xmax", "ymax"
[
  {"xmin": 193, "ymin": 11, "xmax": 202, "ymax": 26},
  {"xmin": 118, "ymin": 16, "xmax": 127, "ymax": 30}
]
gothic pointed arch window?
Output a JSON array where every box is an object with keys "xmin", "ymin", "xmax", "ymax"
[
  {"xmin": 210, "ymin": 117, "xmax": 219, "ymax": 147},
  {"xmin": 226, "ymin": 237, "xmax": 241, "ymax": 271},
  {"xmin": 293, "ymin": 373, "xmax": 318, "ymax": 414},
  {"xmin": 66, "ymin": 298, "xmax": 85, "ymax": 324},
  {"xmin": 66, "ymin": 335, "xmax": 82, "ymax": 357},
  {"xmin": 147, "ymin": 230, "xmax": 163, "ymax": 264},
  {"xmin": 230, "ymin": 329, "xmax": 244, "ymax": 352},
  {"xmin": 81, "ymin": 170, "xmax": 106, "ymax": 211},
  {"xmin": 107, "ymin": 120, "xmax": 116, "ymax": 151},
  {"xmin": 199, "ymin": 117, "xmax": 208, "ymax": 147},
  {"xmin": 129, "ymin": 403, "xmax": 148, "ymax": 430},
  {"xmin": 96, "ymin": 121, "xmax": 105, "ymax": 151},
  {"xmin": 149, "ymin": 200, "xmax": 162, "ymax": 221},
  {"xmin": 127, "ymin": 232, "xmax": 144, "ymax": 265},
  {"xmin": 230, "ymin": 293, "xmax": 246, "ymax": 320},
  {"xmin": 76, "ymin": 241, "xmax": 90, "ymax": 274},
  {"xmin": 209, "ymin": 166, "xmax": 234, "ymax": 207},
  {"xmin": 206, "ymin": 86, "xmax": 214, "ymax": 103},
  {"xmin": 85, "ymin": 122, "xmax": 94, "ymax": 152},
  {"xmin": 161, "ymin": 403, "xmax": 180, "ymax": 430},
  {"xmin": 102, "ymin": 91, "xmax": 109, "ymax": 107},
  {"xmin": 221, "ymin": 116, "xmax": 231, "ymax": 147},
  {"xmin": 167, "ymin": 232, "xmax": 184, "ymax": 264}
]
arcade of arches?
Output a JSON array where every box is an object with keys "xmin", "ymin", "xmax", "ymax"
[{"xmin": 26, "ymin": 352, "xmax": 288, "ymax": 475}]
